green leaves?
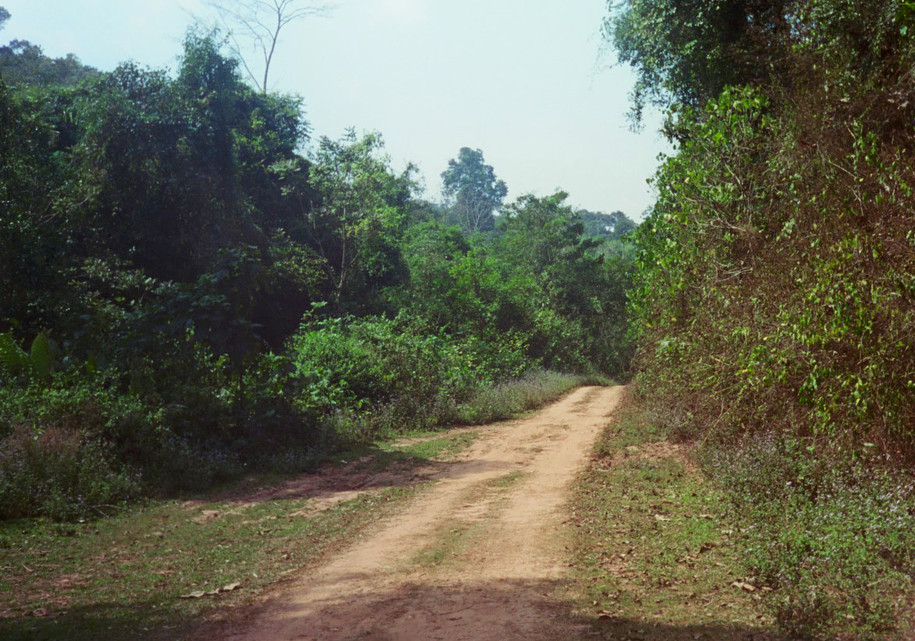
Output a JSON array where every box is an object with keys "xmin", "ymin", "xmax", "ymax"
[
  {"xmin": 606, "ymin": 0, "xmax": 788, "ymax": 126},
  {"xmin": 29, "ymin": 333, "xmax": 55, "ymax": 380},
  {"xmin": 0, "ymin": 332, "xmax": 58, "ymax": 381},
  {"xmin": 440, "ymin": 147, "xmax": 507, "ymax": 233},
  {"xmin": 0, "ymin": 332, "xmax": 28, "ymax": 374},
  {"xmin": 305, "ymin": 130, "xmax": 415, "ymax": 308}
]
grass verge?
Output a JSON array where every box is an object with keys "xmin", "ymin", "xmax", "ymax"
[
  {"xmin": 569, "ymin": 395, "xmax": 782, "ymax": 640},
  {"xmin": 0, "ymin": 424, "xmax": 493, "ymax": 641},
  {"xmin": 701, "ymin": 436, "xmax": 915, "ymax": 640},
  {"xmin": 0, "ymin": 485, "xmax": 420, "ymax": 641},
  {"xmin": 577, "ymin": 392, "xmax": 915, "ymax": 640}
]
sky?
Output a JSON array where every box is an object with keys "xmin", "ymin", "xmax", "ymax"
[{"xmin": 0, "ymin": 0, "xmax": 670, "ymax": 218}]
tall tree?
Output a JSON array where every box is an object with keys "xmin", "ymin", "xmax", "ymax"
[
  {"xmin": 0, "ymin": 40, "xmax": 98, "ymax": 87},
  {"xmin": 0, "ymin": 6, "xmax": 10, "ymax": 31},
  {"xmin": 441, "ymin": 147, "xmax": 507, "ymax": 234},
  {"xmin": 305, "ymin": 130, "xmax": 415, "ymax": 310},
  {"xmin": 207, "ymin": 0, "xmax": 329, "ymax": 92},
  {"xmin": 577, "ymin": 209, "xmax": 637, "ymax": 240}
]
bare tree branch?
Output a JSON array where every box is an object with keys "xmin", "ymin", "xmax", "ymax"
[{"xmin": 206, "ymin": 0, "xmax": 331, "ymax": 93}]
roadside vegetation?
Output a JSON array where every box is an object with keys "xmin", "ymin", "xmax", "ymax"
[
  {"xmin": 572, "ymin": 397, "xmax": 780, "ymax": 640},
  {"xmin": 0, "ymin": 11, "xmax": 635, "ymax": 523},
  {"xmin": 0, "ymin": 423, "xmax": 494, "ymax": 641},
  {"xmin": 606, "ymin": 0, "xmax": 915, "ymax": 638}
]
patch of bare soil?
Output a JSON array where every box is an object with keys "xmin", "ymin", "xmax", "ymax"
[
  {"xmin": 184, "ymin": 450, "xmax": 442, "ymax": 523},
  {"xmin": 601, "ymin": 440, "xmax": 695, "ymax": 471},
  {"xmin": 195, "ymin": 385, "xmax": 622, "ymax": 641}
]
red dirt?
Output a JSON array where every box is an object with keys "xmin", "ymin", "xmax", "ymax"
[{"xmin": 202, "ymin": 385, "xmax": 622, "ymax": 641}]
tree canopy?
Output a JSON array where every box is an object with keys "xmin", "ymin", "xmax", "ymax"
[
  {"xmin": 607, "ymin": 0, "xmax": 792, "ymax": 125},
  {"xmin": 440, "ymin": 147, "xmax": 507, "ymax": 233}
]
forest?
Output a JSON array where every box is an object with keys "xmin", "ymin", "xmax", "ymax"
[
  {"xmin": 1, "ymin": 1, "xmax": 915, "ymax": 639},
  {"xmin": 0, "ymin": 13, "xmax": 633, "ymax": 518}
]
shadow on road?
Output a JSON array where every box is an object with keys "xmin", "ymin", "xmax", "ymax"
[{"xmin": 192, "ymin": 576, "xmax": 784, "ymax": 641}]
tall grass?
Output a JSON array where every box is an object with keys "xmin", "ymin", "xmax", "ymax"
[{"xmin": 455, "ymin": 370, "xmax": 611, "ymax": 425}]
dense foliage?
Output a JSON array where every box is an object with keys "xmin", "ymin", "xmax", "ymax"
[
  {"xmin": 609, "ymin": 0, "xmax": 915, "ymax": 636},
  {"xmin": 0, "ymin": 25, "xmax": 635, "ymax": 521}
]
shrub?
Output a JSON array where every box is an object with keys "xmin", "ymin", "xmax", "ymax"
[
  {"xmin": 0, "ymin": 390, "xmax": 141, "ymax": 521},
  {"xmin": 704, "ymin": 437, "xmax": 915, "ymax": 639}
]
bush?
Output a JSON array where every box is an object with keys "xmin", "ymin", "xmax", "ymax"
[
  {"xmin": 285, "ymin": 313, "xmax": 536, "ymax": 440},
  {"xmin": 0, "ymin": 384, "xmax": 141, "ymax": 520},
  {"xmin": 704, "ymin": 437, "xmax": 915, "ymax": 639},
  {"xmin": 455, "ymin": 370, "xmax": 594, "ymax": 425}
]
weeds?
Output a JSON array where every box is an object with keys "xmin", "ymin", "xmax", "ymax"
[
  {"xmin": 703, "ymin": 437, "xmax": 915, "ymax": 639},
  {"xmin": 456, "ymin": 371, "xmax": 608, "ymax": 425},
  {"xmin": 571, "ymin": 402, "xmax": 772, "ymax": 633}
]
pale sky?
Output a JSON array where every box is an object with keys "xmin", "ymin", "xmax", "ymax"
[{"xmin": 0, "ymin": 0, "xmax": 669, "ymax": 218}]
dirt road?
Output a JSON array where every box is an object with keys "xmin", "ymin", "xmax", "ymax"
[{"xmin": 221, "ymin": 385, "xmax": 622, "ymax": 641}]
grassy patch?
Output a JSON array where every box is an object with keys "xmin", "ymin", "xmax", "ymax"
[
  {"xmin": 570, "ymin": 401, "xmax": 777, "ymax": 637},
  {"xmin": 0, "ymin": 421, "xmax": 491, "ymax": 641},
  {"xmin": 456, "ymin": 370, "xmax": 609, "ymax": 425},
  {"xmin": 581, "ymin": 396, "xmax": 915, "ymax": 640},
  {"xmin": 703, "ymin": 437, "xmax": 915, "ymax": 640},
  {"xmin": 0, "ymin": 480, "xmax": 419, "ymax": 641},
  {"xmin": 382, "ymin": 429, "xmax": 479, "ymax": 462},
  {"xmin": 485, "ymin": 470, "xmax": 525, "ymax": 489},
  {"xmin": 411, "ymin": 521, "xmax": 481, "ymax": 568},
  {"xmin": 324, "ymin": 426, "xmax": 481, "ymax": 475},
  {"xmin": 410, "ymin": 470, "xmax": 525, "ymax": 570}
]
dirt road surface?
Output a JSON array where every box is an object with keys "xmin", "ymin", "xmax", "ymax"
[{"xmin": 219, "ymin": 385, "xmax": 622, "ymax": 641}]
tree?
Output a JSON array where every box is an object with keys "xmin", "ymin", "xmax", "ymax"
[
  {"xmin": 305, "ymin": 130, "xmax": 415, "ymax": 310},
  {"xmin": 0, "ymin": 7, "xmax": 10, "ymax": 31},
  {"xmin": 441, "ymin": 147, "xmax": 507, "ymax": 234},
  {"xmin": 606, "ymin": 0, "xmax": 792, "ymax": 127},
  {"xmin": 0, "ymin": 40, "xmax": 98, "ymax": 87},
  {"xmin": 577, "ymin": 209, "xmax": 637, "ymax": 240},
  {"xmin": 496, "ymin": 192, "xmax": 635, "ymax": 374},
  {"xmin": 207, "ymin": 0, "xmax": 329, "ymax": 93}
]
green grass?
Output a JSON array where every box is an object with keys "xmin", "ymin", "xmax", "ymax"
[
  {"xmin": 410, "ymin": 470, "xmax": 525, "ymax": 570},
  {"xmin": 0, "ymin": 485, "xmax": 419, "ymax": 641},
  {"xmin": 702, "ymin": 437, "xmax": 915, "ymax": 640},
  {"xmin": 381, "ymin": 429, "xmax": 479, "ymax": 462},
  {"xmin": 486, "ymin": 469, "xmax": 524, "ymax": 489},
  {"xmin": 411, "ymin": 520, "xmax": 480, "ymax": 568},
  {"xmin": 0, "ymin": 419, "xmax": 496, "ymax": 641},
  {"xmin": 580, "ymin": 396, "xmax": 915, "ymax": 640},
  {"xmin": 0, "ymin": 424, "xmax": 492, "ymax": 641},
  {"xmin": 570, "ymin": 403, "xmax": 777, "ymax": 637},
  {"xmin": 324, "ymin": 426, "xmax": 481, "ymax": 475}
]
